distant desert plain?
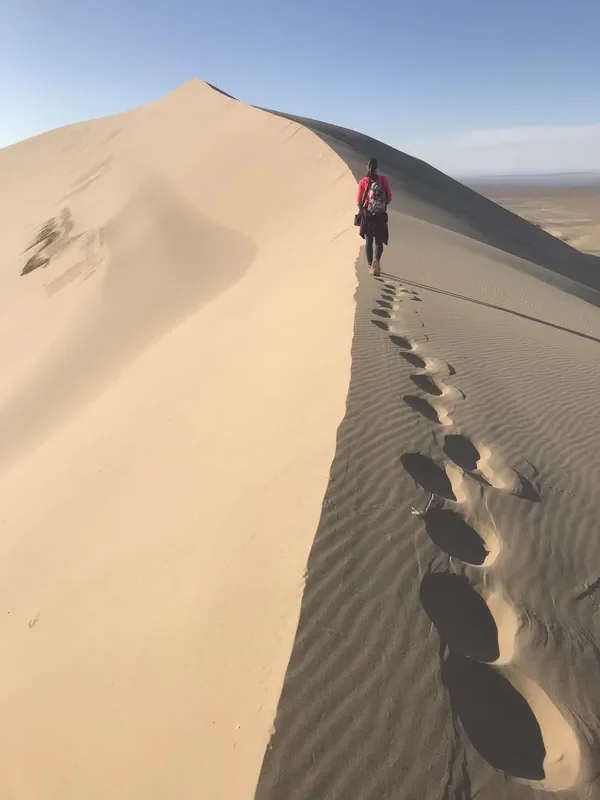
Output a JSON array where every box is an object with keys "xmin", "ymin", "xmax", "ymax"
[{"xmin": 470, "ymin": 173, "xmax": 600, "ymax": 257}]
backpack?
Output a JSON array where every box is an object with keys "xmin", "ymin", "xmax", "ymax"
[{"xmin": 367, "ymin": 176, "xmax": 387, "ymax": 214}]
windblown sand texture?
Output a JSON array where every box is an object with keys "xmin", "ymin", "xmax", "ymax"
[{"xmin": 2, "ymin": 81, "xmax": 600, "ymax": 799}]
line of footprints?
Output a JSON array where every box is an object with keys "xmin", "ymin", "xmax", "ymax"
[{"xmin": 372, "ymin": 278, "xmax": 589, "ymax": 792}]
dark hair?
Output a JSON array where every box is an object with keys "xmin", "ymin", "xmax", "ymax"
[{"xmin": 367, "ymin": 157, "xmax": 378, "ymax": 177}]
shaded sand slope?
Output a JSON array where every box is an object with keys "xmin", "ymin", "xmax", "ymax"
[
  {"xmin": 268, "ymin": 111, "xmax": 600, "ymax": 304},
  {"xmin": 0, "ymin": 81, "xmax": 358, "ymax": 799},
  {"xmin": 256, "ymin": 118, "xmax": 600, "ymax": 796}
]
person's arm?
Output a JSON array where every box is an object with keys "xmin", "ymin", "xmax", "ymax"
[
  {"xmin": 384, "ymin": 176, "xmax": 392, "ymax": 205},
  {"xmin": 357, "ymin": 177, "xmax": 367, "ymax": 208}
]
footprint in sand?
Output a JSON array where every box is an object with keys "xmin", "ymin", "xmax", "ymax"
[
  {"xmin": 21, "ymin": 219, "xmax": 60, "ymax": 275},
  {"xmin": 398, "ymin": 352, "xmax": 427, "ymax": 369},
  {"xmin": 443, "ymin": 434, "xmax": 481, "ymax": 473},
  {"xmin": 404, "ymin": 395, "xmax": 442, "ymax": 424},
  {"xmin": 397, "ymin": 326, "xmax": 582, "ymax": 789},
  {"xmin": 422, "ymin": 507, "xmax": 492, "ymax": 566},
  {"xmin": 449, "ymin": 441, "xmax": 542, "ymax": 501},
  {"xmin": 398, "ymin": 350, "xmax": 456, "ymax": 382},
  {"xmin": 21, "ymin": 208, "xmax": 83, "ymax": 277},
  {"xmin": 389, "ymin": 334, "xmax": 414, "ymax": 350},
  {"xmin": 408, "ymin": 366, "xmax": 465, "ymax": 404},
  {"xmin": 443, "ymin": 654, "xmax": 545, "ymax": 779},
  {"xmin": 401, "ymin": 453, "xmax": 457, "ymax": 501},
  {"xmin": 403, "ymin": 395, "xmax": 453, "ymax": 427},
  {"xmin": 371, "ymin": 319, "xmax": 390, "ymax": 331},
  {"xmin": 442, "ymin": 435, "xmax": 541, "ymax": 501},
  {"xmin": 372, "ymin": 308, "xmax": 391, "ymax": 319},
  {"xmin": 376, "ymin": 299, "xmax": 393, "ymax": 310},
  {"xmin": 420, "ymin": 572, "xmax": 579, "ymax": 788},
  {"xmin": 420, "ymin": 572, "xmax": 501, "ymax": 662},
  {"xmin": 410, "ymin": 373, "xmax": 444, "ymax": 397},
  {"xmin": 442, "ymin": 654, "xmax": 581, "ymax": 789},
  {"xmin": 392, "ymin": 289, "xmax": 421, "ymax": 307}
]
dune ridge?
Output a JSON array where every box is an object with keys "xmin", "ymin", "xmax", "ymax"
[
  {"xmin": 2, "ymin": 80, "xmax": 600, "ymax": 799},
  {"xmin": 256, "ymin": 108, "xmax": 600, "ymax": 798}
]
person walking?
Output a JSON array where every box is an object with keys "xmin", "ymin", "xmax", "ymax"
[{"xmin": 356, "ymin": 157, "xmax": 392, "ymax": 276}]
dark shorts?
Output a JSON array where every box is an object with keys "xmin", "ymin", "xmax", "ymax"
[{"xmin": 360, "ymin": 211, "xmax": 389, "ymax": 246}]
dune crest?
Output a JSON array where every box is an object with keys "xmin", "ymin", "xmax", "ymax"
[
  {"xmin": 256, "ymin": 101, "xmax": 600, "ymax": 799},
  {"xmin": 4, "ymin": 79, "xmax": 600, "ymax": 800}
]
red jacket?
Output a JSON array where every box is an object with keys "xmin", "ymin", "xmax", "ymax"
[{"xmin": 357, "ymin": 174, "xmax": 392, "ymax": 207}]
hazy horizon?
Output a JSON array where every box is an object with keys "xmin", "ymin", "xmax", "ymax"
[{"xmin": 463, "ymin": 170, "xmax": 600, "ymax": 184}]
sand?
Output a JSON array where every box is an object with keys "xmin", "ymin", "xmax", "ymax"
[
  {"xmin": 469, "ymin": 179, "xmax": 600, "ymax": 258},
  {"xmin": 0, "ymin": 80, "xmax": 357, "ymax": 799},
  {"xmin": 2, "ymin": 80, "xmax": 600, "ymax": 799}
]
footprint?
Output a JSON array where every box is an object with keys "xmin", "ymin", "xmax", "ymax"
[
  {"xmin": 477, "ymin": 445, "xmax": 542, "ymax": 502},
  {"xmin": 21, "ymin": 219, "xmax": 60, "ymax": 275},
  {"xmin": 442, "ymin": 656, "xmax": 581, "ymax": 789},
  {"xmin": 410, "ymin": 374, "xmax": 444, "ymax": 397},
  {"xmin": 443, "ymin": 434, "xmax": 480, "ymax": 472},
  {"xmin": 443, "ymin": 654, "xmax": 546, "ymax": 780},
  {"xmin": 21, "ymin": 211, "xmax": 81, "ymax": 277},
  {"xmin": 371, "ymin": 320, "xmax": 389, "ymax": 331},
  {"xmin": 412, "ymin": 296, "xmax": 423, "ymax": 302},
  {"xmin": 422, "ymin": 508, "xmax": 489, "ymax": 566},
  {"xmin": 376, "ymin": 299, "xmax": 393, "ymax": 309},
  {"xmin": 399, "ymin": 352, "xmax": 426, "ymax": 369},
  {"xmin": 403, "ymin": 396, "xmax": 452, "ymax": 427},
  {"xmin": 373, "ymin": 309, "xmax": 391, "ymax": 319},
  {"xmin": 404, "ymin": 395, "xmax": 442, "ymax": 424},
  {"xmin": 24, "ymin": 219, "xmax": 59, "ymax": 253},
  {"xmin": 389, "ymin": 334, "xmax": 413, "ymax": 350},
  {"xmin": 420, "ymin": 572, "xmax": 500, "ymax": 662},
  {"xmin": 401, "ymin": 453, "xmax": 457, "ymax": 500},
  {"xmin": 515, "ymin": 475, "xmax": 542, "ymax": 502}
]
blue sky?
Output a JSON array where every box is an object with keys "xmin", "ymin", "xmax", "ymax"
[{"xmin": 3, "ymin": 0, "xmax": 599, "ymax": 175}]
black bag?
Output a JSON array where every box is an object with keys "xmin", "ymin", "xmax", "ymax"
[{"xmin": 354, "ymin": 178, "xmax": 372, "ymax": 226}]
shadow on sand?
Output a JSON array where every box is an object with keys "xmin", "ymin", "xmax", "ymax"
[
  {"xmin": 266, "ymin": 110, "xmax": 600, "ymax": 305},
  {"xmin": 443, "ymin": 654, "xmax": 546, "ymax": 780}
]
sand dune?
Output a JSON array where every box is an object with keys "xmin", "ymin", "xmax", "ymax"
[
  {"xmin": 3, "ymin": 80, "xmax": 600, "ymax": 799},
  {"xmin": 256, "ymin": 111, "xmax": 600, "ymax": 797},
  {"xmin": 0, "ymin": 80, "xmax": 357, "ymax": 799}
]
